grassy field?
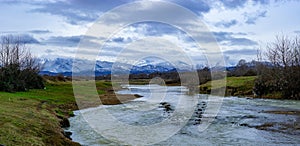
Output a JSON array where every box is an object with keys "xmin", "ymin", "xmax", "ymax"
[
  {"xmin": 0, "ymin": 81, "xmax": 79, "ymax": 146},
  {"xmin": 0, "ymin": 80, "xmax": 134, "ymax": 146},
  {"xmin": 200, "ymin": 76, "xmax": 256, "ymax": 96}
]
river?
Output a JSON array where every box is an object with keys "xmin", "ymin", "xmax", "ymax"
[{"xmin": 67, "ymin": 84, "xmax": 300, "ymax": 145}]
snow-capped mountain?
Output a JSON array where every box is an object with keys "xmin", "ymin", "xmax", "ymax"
[
  {"xmin": 134, "ymin": 57, "xmax": 193, "ymax": 71},
  {"xmin": 40, "ymin": 58, "xmax": 74, "ymax": 73},
  {"xmin": 38, "ymin": 57, "xmax": 193, "ymax": 76},
  {"xmin": 39, "ymin": 58, "xmax": 115, "ymax": 75}
]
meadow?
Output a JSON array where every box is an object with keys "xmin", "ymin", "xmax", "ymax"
[{"xmin": 0, "ymin": 80, "xmax": 117, "ymax": 146}]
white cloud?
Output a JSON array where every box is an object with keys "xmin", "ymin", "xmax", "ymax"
[{"xmin": 1, "ymin": 0, "xmax": 300, "ymax": 66}]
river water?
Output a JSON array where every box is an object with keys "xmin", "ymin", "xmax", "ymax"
[{"xmin": 68, "ymin": 84, "xmax": 300, "ymax": 145}]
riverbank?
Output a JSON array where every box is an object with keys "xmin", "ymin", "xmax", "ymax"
[
  {"xmin": 130, "ymin": 76, "xmax": 258, "ymax": 97},
  {"xmin": 0, "ymin": 80, "xmax": 139, "ymax": 146},
  {"xmin": 200, "ymin": 76, "xmax": 256, "ymax": 97},
  {"xmin": 199, "ymin": 76, "xmax": 288, "ymax": 99}
]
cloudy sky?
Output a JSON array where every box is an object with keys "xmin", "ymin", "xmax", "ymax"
[{"xmin": 1, "ymin": 0, "xmax": 300, "ymax": 66}]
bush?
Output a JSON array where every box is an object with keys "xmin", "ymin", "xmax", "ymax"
[{"xmin": 0, "ymin": 63, "xmax": 44, "ymax": 92}]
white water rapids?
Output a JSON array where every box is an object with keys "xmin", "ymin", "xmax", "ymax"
[{"xmin": 67, "ymin": 84, "xmax": 300, "ymax": 145}]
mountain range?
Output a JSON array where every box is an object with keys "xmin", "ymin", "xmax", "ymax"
[
  {"xmin": 39, "ymin": 57, "xmax": 269, "ymax": 76},
  {"xmin": 39, "ymin": 57, "xmax": 194, "ymax": 76}
]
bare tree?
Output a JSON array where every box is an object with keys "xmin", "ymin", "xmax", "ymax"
[
  {"xmin": 0, "ymin": 35, "xmax": 40, "ymax": 69},
  {"xmin": 0, "ymin": 35, "xmax": 43, "ymax": 92},
  {"xmin": 254, "ymin": 35, "xmax": 300, "ymax": 99}
]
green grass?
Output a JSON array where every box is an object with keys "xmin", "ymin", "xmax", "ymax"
[
  {"xmin": 226, "ymin": 76, "xmax": 256, "ymax": 87},
  {"xmin": 200, "ymin": 76, "xmax": 256, "ymax": 96},
  {"xmin": 0, "ymin": 96, "xmax": 44, "ymax": 145},
  {"xmin": 15, "ymin": 82, "xmax": 75, "ymax": 104},
  {"xmin": 0, "ymin": 80, "xmax": 112, "ymax": 146}
]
